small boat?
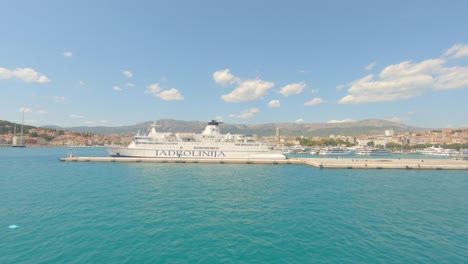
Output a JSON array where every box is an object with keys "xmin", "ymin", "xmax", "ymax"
[
  {"xmin": 12, "ymin": 111, "xmax": 26, "ymax": 148},
  {"xmin": 282, "ymin": 149, "xmax": 296, "ymax": 154},
  {"xmin": 309, "ymin": 148, "xmax": 320, "ymax": 155}
]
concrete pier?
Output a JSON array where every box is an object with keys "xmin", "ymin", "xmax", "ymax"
[
  {"xmin": 302, "ymin": 158, "xmax": 468, "ymax": 170},
  {"xmin": 60, "ymin": 156, "xmax": 468, "ymax": 170}
]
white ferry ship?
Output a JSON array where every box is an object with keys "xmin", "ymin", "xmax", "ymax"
[{"xmin": 108, "ymin": 120, "xmax": 286, "ymax": 160}]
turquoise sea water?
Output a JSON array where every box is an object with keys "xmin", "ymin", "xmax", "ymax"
[{"xmin": 1, "ymin": 147, "xmax": 467, "ymax": 263}]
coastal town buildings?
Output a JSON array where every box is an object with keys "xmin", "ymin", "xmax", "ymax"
[
  {"xmin": 273, "ymin": 128, "xmax": 468, "ymax": 150},
  {"xmin": 0, "ymin": 125, "xmax": 467, "ymax": 150}
]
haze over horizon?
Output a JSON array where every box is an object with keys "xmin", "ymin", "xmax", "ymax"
[{"xmin": 1, "ymin": 1, "xmax": 467, "ymax": 128}]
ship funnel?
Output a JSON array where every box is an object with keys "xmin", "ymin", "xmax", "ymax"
[{"xmin": 202, "ymin": 120, "xmax": 221, "ymax": 135}]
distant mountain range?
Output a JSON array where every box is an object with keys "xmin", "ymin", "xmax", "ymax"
[{"xmin": 43, "ymin": 119, "xmax": 423, "ymax": 137}]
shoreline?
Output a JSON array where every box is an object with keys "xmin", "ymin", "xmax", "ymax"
[{"xmin": 59, "ymin": 156, "xmax": 468, "ymax": 170}]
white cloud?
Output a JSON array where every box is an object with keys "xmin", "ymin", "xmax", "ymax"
[
  {"xmin": 311, "ymin": 89, "xmax": 319, "ymax": 93},
  {"xmin": 214, "ymin": 69, "xmax": 275, "ymax": 103},
  {"xmin": 434, "ymin": 66, "xmax": 468, "ymax": 90},
  {"xmin": 125, "ymin": 82, "xmax": 135, "ymax": 87},
  {"xmin": 268, "ymin": 100, "xmax": 280, "ymax": 108},
  {"xmin": 79, "ymin": 80, "xmax": 85, "ymax": 86},
  {"xmin": 70, "ymin": 114, "xmax": 85, "ymax": 119},
  {"xmin": 339, "ymin": 51, "xmax": 468, "ymax": 104},
  {"xmin": 0, "ymin": 68, "xmax": 10, "ymax": 79},
  {"xmin": 341, "ymin": 48, "xmax": 468, "ymax": 105},
  {"xmin": 215, "ymin": 116, "xmax": 224, "ymax": 122},
  {"xmin": 0, "ymin": 67, "xmax": 50, "ymax": 83},
  {"xmin": 122, "ymin": 70, "xmax": 133, "ymax": 78},
  {"xmin": 229, "ymin": 108, "xmax": 259, "ymax": 119},
  {"xmin": 336, "ymin": 84, "xmax": 345, "ymax": 91},
  {"xmin": 222, "ymin": 79, "xmax": 275, "ymax": 102},
  {"xmin": 379, "ymin": 59, "xmax": 444, "ymax": 79},
  {"xmin": 62, "ymin": 52, "xmax": 73, "ymax": 57},
  {"xmin": 339, "ymin": 73, "xmax": 432, "ymax": 104},
  {"xmin": 145, "ymin": 83, "xmax": 162, "ymax": 94},
  {"xmin": 408, "ymin": 111, "xmax": 416, "ymax": 115},
  {"xmin": 100, "ymin": 120, "xmax": 108, "ymax": 123},
  {"xmin": 37, "ymin": 110, "xmax": 47, "ymax": 114},
  {"xmin": 304, "ymin": 98, "xmax": 324, "ymax": 106},
  {"xmin": 145, "ymin": 83, "xmax": 184, "ymax": 100},
  {"xmin": 19, "ymin": 107, "xmax": 33, "ymax": 113},
  {"xmin": 213, "ymin": 69, "xmax": 240, "ymax": 86},
  {"xmin": 327, "ymin": 119, "xmax": 356, "ymax": 124},
  {"xmin": 444, "ymin": 43, "xmax": 468, "ymax": 59},
  {"xmin": 387, "ymin": 117, "xmax": 402, "ymax": 123},
  {"xmin": 365, "ymin": 61, "xmax": 376, "ymax": 71},
  {"xmin": 84, "ymin": 121, "xmax": 95, "ymax": 125},
  {"xmin": 158, "ymin": 88, "xmax": 184, "ymax": 100},
  {"xmin": 280, "ymin": 82, "xmax": 307, "ymax": 97},
  {"xmin": 295, "ymin": 118, "xmax": 304, "ymax": 123},
  {"xmin": 113, "ymin": 86, "xmax": 122, "ymax": 91},
  {"xmin": 53, "ymin": 96, "xmax": 65, "ymax": 103}
]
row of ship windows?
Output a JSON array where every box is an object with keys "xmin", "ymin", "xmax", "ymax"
[
  {"xmin": 135, "ymin": 142, "xmax": 178, "ymax": 145},
  {"xmin": 135, "ymin": 142, "xmax": 260, "ymax": 146},
  {"xmin": 137, "ymin": 147, "xmax": 265, "ymax": 151},
  {"xmin": 194, "ymin": 147, "xmax": 219, "ymax": 150}
]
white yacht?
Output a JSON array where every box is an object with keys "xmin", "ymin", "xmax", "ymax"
[
  {"xmin": 108, "ymin": 120, "xmax": 286, "ymax": 160},
  {"xmin": 418, "ymin": 146, "xmax": 459, "ymax": 156},
  {"xmin": 282, "ymin": 149, "xmax": 296, "ymax": 155},
  {"xmin": 309, "ymin": 147, "xmax": 321, "ymax": 155},
  {"xmin": 354, "ymin": 147, "xmax": 391, "ymax": 156},
  {"xmin": 318, "ymin": 147, "xmax": 353, "ymax": 155}
]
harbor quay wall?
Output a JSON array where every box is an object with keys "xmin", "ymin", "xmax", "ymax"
[
  {"xmin": 302, "ymin": 158, "xmax": 468, "ymax": 170},
  {"xmin": 60, "ymin": 157, "xmax": 468, "ymax": 170}
]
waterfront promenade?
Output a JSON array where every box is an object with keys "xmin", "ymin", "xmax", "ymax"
[{"xmin": 60, "ymin": 156, "xmax": 468, "ymax": 170}]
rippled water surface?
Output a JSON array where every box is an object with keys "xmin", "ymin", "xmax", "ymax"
[{"xmin": 1, "ymin": 147, "xmax": 467, "ymax": 263}]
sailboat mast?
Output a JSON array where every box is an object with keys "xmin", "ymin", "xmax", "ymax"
[{"xmin": 20, "ymin": 110, "xmax": 24, "ymax": 145}]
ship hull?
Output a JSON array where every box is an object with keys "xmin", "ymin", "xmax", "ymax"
[{"xmin": 108, "ymin": 147, "xmax": 286, "ymax": 160}]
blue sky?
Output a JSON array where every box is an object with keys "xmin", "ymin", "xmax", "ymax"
[{"xmin": 1, "ymin": 0, "xmax": 467, "ymax": 128}]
